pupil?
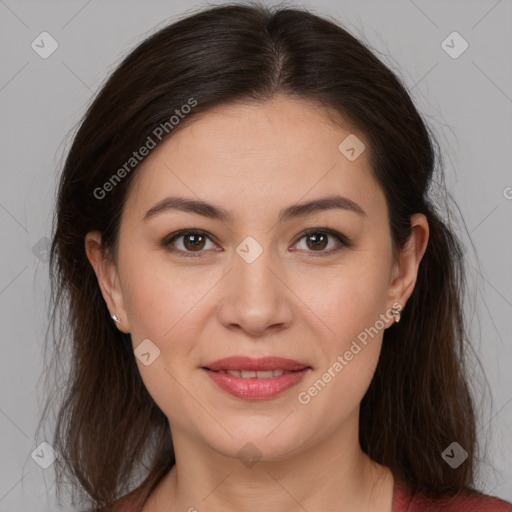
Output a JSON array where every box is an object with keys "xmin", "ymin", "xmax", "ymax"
[
  {"xmin": 308, "ymin": 233, "xmax": 327, "ymax": 250},
  {"xmin": 185, "ymin": 234, "xmax": 204, "ymax": 250}
]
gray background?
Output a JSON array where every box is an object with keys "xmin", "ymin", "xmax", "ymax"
[{"xmin": 0, "ymin": 0, "xmax": 511, "ymax": 510}]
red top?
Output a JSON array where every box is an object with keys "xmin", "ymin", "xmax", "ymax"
[
  {"xmin": 114, "ymin": 479, "xmax": 512, "ymax": 512},
  {"xmin": 392, "ymin": 479, "xmax": 512, "ymax": 511}
]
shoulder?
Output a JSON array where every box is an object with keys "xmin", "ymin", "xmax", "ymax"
[
  {"xmin": 393, "ymin": 480, "xmax": 512, "ymax": 512},
  {"xmin": 410, "ymin": 493, "xmax": 512, "ymax": 512}
]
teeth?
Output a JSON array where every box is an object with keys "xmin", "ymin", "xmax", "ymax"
[{"xmin": 217, "ymin": 369, "xmax": 290, "ymax": 378}]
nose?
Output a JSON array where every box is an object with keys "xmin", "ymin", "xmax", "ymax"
[{"xmin": 216, "ymin": 245, "xmax": 294, "ymax": 337}]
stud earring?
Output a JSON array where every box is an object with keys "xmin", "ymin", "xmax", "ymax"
[
  {"xmin": 111, "ymin": 314, "xmax": 120, "ymax": 324},
  {"xmin": 391, "ymin": 308, "xmax": 401, "ymax": 323}
]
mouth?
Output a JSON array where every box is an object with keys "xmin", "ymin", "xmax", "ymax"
[
  {"xmin": 206, "ymin": 368, "xmax": 304, "ymax": 378},
  {"xmin": 200, "ymin": 356, "xmax": 312, "ymax": 400},
  {"xmin": 202, "ymin": 355, "xmax": 311, "ymax": 372}
]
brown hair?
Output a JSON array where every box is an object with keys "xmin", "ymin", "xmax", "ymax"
[{"xmin": 39, "ymin": 2, "xmax": 486, "ymax": 510}]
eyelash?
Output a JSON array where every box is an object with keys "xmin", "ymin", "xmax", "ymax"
[{"xmin": 162, "ymin": 228, "xmax": 352, "ymax": 258}]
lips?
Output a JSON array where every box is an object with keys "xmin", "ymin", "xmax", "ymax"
[
  {"xmin": 201, "ymin": 356, "xmax": 311, "ymax": 400},
  {"xmin": 202, "ymin": 356, "xmax": 310, "ymax": 372},
  {"xmin": 214, "ymin": 369, "xmax": 290, "ymax": 379}
]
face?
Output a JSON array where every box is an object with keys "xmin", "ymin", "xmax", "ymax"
[{"xmin": 86, "ymin": 94, "xmax": 427, "ymax": 462}]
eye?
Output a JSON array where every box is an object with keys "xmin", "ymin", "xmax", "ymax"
[
  {"xmin": 164, "ymin": 229, "xmax": 219, "ymax": 257},
  {"xmin": 292, "ymin": 228, "xmax": 351, "ymax": 256},
  {"xmin": 163, "ymin": 228, "xmax": 351, "ymax": 258}
]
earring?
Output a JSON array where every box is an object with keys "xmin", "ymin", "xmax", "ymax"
[
  {"xmin": 111, "ymin": 314, "xmax": 120, "ymax": 324},
  {"xmin": 391, "ymin": 308, "xmax": 401, "ymax": 323}
]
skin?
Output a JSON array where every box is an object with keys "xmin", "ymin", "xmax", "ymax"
[{"xmin": 85, "ymin": 94, "xmax": 429, "ymax": 512}]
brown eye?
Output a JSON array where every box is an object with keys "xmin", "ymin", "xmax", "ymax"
[
  {"xmin": 164, "ymin": 228, "xmax": 350, "ymax": 258},
  {"xmin": 293, "ymin": 229, "xmax": 350, "ymax": 255},
  {"xmin": 165, "ymin": 230, "xmax": 217, "ymax": 255},
  {"xmin": 181, "ymin": 233, "xmax": 206, "ymax": 251},
  {"xmin": 304, "ymin": 232, "xmax": 329, "ymax": 251}
]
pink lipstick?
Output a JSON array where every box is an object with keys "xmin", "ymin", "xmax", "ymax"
[{"xmin": 202, "ymin": 356, "xmax": 311, "ymax": 400}]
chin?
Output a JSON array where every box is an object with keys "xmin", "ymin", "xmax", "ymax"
[{"xmin": 201, "ymin": 423, "xmax": 310, "ymax": 463}]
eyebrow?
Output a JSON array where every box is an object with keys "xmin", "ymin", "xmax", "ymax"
[{"xmin": 142, "ymin": 194, "xmax": 367, "ymax": 224}]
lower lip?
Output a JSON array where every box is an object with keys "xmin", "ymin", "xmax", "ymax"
[{"xmin": 203, "ymin": 368, "xmax": 310, "ymax": 400}]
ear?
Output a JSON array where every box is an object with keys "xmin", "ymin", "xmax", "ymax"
[
  {"xmin": 387, "ymin": 213, "xmax": 429, "ymax": 313},
  {"xmin": 84, "ymin": 231, "xmax": 130, "ymax": 333}
]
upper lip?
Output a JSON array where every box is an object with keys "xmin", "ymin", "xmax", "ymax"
[{"xmin": 202, "ymin": 356, "xmax": 310, "ymax": 372}]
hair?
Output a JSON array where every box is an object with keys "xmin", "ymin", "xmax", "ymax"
[{"xmin": 38, "ymin": 1, "xmax": 490, "ymax": 511}]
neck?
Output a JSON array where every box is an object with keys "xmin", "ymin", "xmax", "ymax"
[{"xmin": 142, "ymin": 416, "xmax": 394, "ymax": 512}]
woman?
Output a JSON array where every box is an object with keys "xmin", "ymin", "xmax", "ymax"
[{"xmin": 40, "ymin": 2, "xmax": 512, "ymax": 511}]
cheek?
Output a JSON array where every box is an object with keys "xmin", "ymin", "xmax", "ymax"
[
  {"xmin": 303, "ymin": 260, "xmax": 390, "ymax": 341},
  {"xmin": 296, "ymin": 257, "xmax": 389, "ymax": 407},
  {"xmin": 123, "ymin": 264, "xmax": 208, "ymax": 424},
  {"xmin": 298, "ymin": 330, "xmax": 382, "ymax": 428},
  {"xmin": 122, "ymin": 254, "xmax": 217, "ymax": 341}
]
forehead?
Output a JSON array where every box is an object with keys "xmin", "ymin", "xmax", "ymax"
[{"xmin": 123, "ymin": 95, "xmax": 386, "ymax": 224}]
